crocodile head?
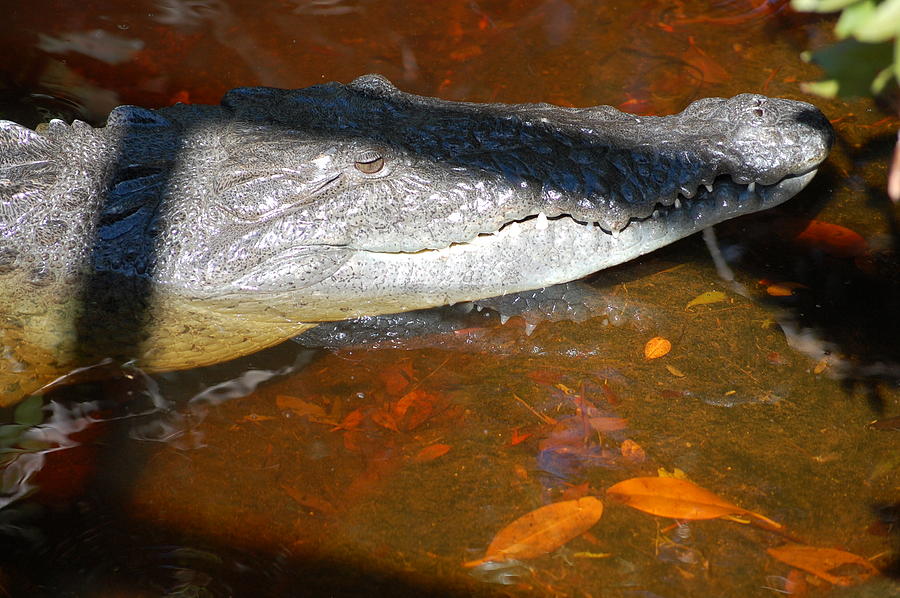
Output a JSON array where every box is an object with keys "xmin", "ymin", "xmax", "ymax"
[{"xmin": 154, "ymin": 74, "xmax": 832, "ymax": 319}]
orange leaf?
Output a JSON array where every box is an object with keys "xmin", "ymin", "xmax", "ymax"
[
  {"xmin": 795, "ymin": 220, "xmax": 868, "ymax": 258},
  {"xmin": 644, "ymin": 337, "xmax": 671, "ymax": 359},
  {"xmin": 765, "ymin": 281, "xmax": 808, "ymax": 296},
  {"xmin": 606, "ymin": 477, "xmax": 782, "ymax": 529},
  {"xmin": 275, "ymin": 395, "xmax": 335, "ymax": 424},
  {"xmin": 412, "ymin": 443, "xmax": 450, "ymax": 463},
  {"xmin": 332, "ymin": 408, "xmax": 364, "ymax": 431},
  {"xmin": 767, "ymin": 543, "xmax": 878, "ymax": 586},
  {"xmin": 371, "ymin": 409, "xmax": 400, "ymax": 432},
  {"xmin": 464, "ymin": 497, "xmax": 603, "ymax": 567}
]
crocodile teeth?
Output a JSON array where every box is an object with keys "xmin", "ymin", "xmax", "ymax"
[
  {"xmin": 704, "ymin": 183, "xmax": 713, "ymax": 193},
  {"xmin": 747, "ymin": 181, "xmax": 756, "ymax": 193},
  {"xmin": 535, "ymin": 211, "xmax": 549, "ymax": 231},
  {"xmin": 674, "ymin": 198, "xmax": 681, "ymax": 209}
]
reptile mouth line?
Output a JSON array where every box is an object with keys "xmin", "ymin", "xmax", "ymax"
[{"xmin": 476, "ymin": 170, "xmax": 816, "ymax": 241}]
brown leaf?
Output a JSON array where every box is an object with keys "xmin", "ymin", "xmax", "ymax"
[
  {"xmin": 606, "ymin": 477, "xmax": 782, "ymax": 529},
  {"xmin": 767, "ymin": 543, "xmax": 878, "ymax": 587},
  {"xmin": 279, "ymin": 484, "xmax": 337, "ymax": 517},
  {"xmin": 371, "ymin": 409, "xmax": 400, "ymax": 432},
  {"xmin": 620, "ymin": 439, "xmax": 646, "ymax": 462},
  {"xmin": 766, "ymin": 281, "xmax": 808, "ymax": 296},
  {"xmin": 464, "ymin": 496, "xmax": 603, "ymax": 567},
  {"xmin": 412, "ymin": 443, "xmax": 451, "ymax": 463},
  {"xmin": 644, "ymin": 337, "xmax": 671, "ymax": 359},
  {"xmin": 276, "ymin": 395, "xmax": 337, "ymax": 425}
]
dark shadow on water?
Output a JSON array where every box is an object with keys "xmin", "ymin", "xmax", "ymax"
[{"xmin": 718, "ymin": 131, "xmax": 900, "ymax": 413}]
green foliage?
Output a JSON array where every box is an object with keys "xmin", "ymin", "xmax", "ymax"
[{"xmin": 792, "ymin": 0, "xmax": 899, "ymax": 97}]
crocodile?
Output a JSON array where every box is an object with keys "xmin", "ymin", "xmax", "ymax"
[{"xmin": 0, "ymin": 74, "xmax": 833, "ymax": 404}]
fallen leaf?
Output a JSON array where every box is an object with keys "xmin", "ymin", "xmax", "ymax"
[
  {"xmin": 644, "ymin": 337, "xmax": 672, "ymax": 359},
  {"xmin": 509, "ymin": 427, "xmax": 533, "ymax": 445},
  {"xmin": 393, "ymin": 389, "xmax": 437, "ymax": 431},
  {"xmin": 279, "ymin": 484, "xmax": 337, "ymax": 517},
  {"xmin": 276, "ymin": 395, "xmax": 336, "ymax": 424},
  {"xmin": 607, "ymin": 477, "xmax": 782, "ymax": 529},
  {"xmin": 658, "ymin": 468, "xmax": 688, "ymax": 479},
  {"xmin": 371, "ymin": 409, "xmax": 400, "ymax": 432},
  {"xmin": 463, "ymin": 496, "xmax": 604, "ymax": 567},
  {"xmin": 767, "ymin": 543, "xmax": 878, "ymax": 586},
  {"xmin": 332, "ymin": 408, "xmax": 364, "ymax": 431},
  {"xmin": 766, "ymin": 281, "xmax": 808, "ymax": 296},
  {"xmin": 412, "ymin": 443, "xmax": 451, "ymax": 463},
  {"xmin": 686, "ymin": 290, "xmax": 727, "ymax": 309},
  {"xmin": 620, "ymin": 439, "xmax": 646, "ymax": 462},
  {"xmin": 794, "ymin": 220, "xmax": 868, "ymax": 258},
  {"xmin": 665, "ymin": 365, "xmax": 685, "ymax": 377}
]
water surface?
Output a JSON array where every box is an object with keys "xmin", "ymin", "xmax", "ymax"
[{"xmin": 1, "ymin": 1, "xmax": 898, "ymax": 596}]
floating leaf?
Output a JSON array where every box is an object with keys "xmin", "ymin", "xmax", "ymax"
[
  {"xmin": 464, "ymin": 497, "xmax": 604, "ymax": 567},
  {"xmin": 412, "ymin": 443, "xmax": 451, "ymax": 463},
  {"xmin": 644, "ymin": 337, "xmax": 671, "ymax": 359},
  {"xmin": 767, "ymin": 543, "xmax": 878, "ymax": 586},
  {"xmin": 686, "ymin": 290, "xmax": 727, "ymax": 309},
  {"xmin": 607, "ymin": 477, "xmax": 782, "ymax": 529}
]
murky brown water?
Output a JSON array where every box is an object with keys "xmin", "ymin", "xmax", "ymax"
[{"xmin": 2, "ymin": 1, "xmax": 899, "ymax": 596}]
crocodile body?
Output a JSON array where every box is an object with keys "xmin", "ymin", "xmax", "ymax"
[{"xmin": 0, "ymin": 74, "xmax": 833, "ymax": 403}]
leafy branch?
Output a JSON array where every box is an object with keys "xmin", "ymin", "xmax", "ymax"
[{"xmin": 792, "ymin": 0, "xmax": 899, "ymax": 97}]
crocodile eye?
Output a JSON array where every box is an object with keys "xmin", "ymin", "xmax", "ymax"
[{"xmin": 354, "ymin": 153, "xmax": 385, "ymax": 174}]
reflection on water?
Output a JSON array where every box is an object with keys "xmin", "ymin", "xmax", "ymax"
[{"xmin": 1, "ymin": 0, "xmax": 899, "ymax": 596}]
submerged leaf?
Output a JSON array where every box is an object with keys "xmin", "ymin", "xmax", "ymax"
[
  {"xmin": 686, "ymin": 290, "xmax": 727, "ymax": 309},
  {"xmin": 275, "ymin": 395, "xmax": 336, "ymax": 424},
  {"xmin": 607, "ymin": 477, "xmax": 782, "ymax": 529},
  {"xmin": 412, "ymin": 443, "xmax": 451, "ymax": 463},
  {"xmin": 464, "ymin": 496, "xmax": 603, "ymax": 567},
  {"xmin": 767, "ymin": 543, "xmax": 878, "ymax": 586},
  {"xmin": 795, "ymin": 220, "xmax": 868, "ymax": 258},
  {"xmin": 644, "ymin": 337, "xmax": 672, "ymax": 359}
]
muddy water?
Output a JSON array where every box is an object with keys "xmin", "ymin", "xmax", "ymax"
[{"xmin": 1, "ymin": 1, "xmax": 899, "ymax": 596}]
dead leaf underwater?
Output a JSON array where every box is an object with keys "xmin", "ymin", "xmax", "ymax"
[
  {"xmin": 767, "ymin": 543, "xmax": 878, "ymax": 586},
  {"xmin": 464, "ymin": 496, "xmax": 604, "ymax": 567},
  {"xmin": 606, "ymin": 477, "xmax": 782, "ymax": 530}
]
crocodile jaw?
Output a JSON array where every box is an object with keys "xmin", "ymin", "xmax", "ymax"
[{"xmin": 259, "ymin": 169, "xmax": 818, "ymax": 320}]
